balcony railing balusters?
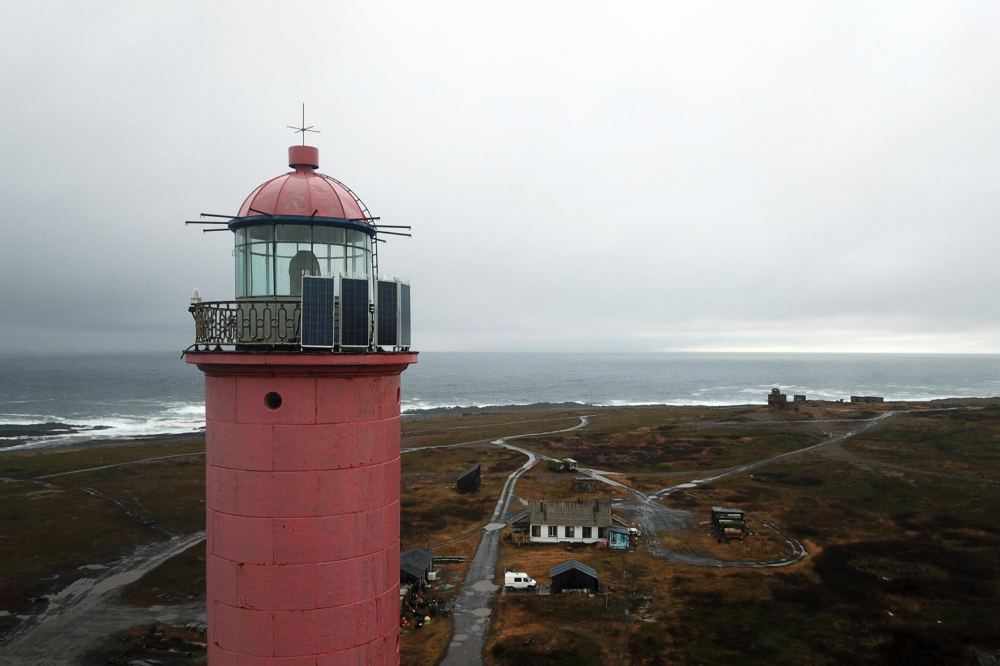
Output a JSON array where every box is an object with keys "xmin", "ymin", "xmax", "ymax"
[{"xmin": 189, "ymin": 300, "xmax": 302, "ymax": 347}]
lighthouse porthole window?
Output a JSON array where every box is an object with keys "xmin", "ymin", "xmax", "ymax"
[{"xmin": 265, "ymin": 392, "xmax": 283, "ymax": 410}]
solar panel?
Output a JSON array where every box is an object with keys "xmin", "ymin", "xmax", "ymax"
[
  {"xmin": 376, "ymin": 280, "xmax": 398, "ymax": 347},
  {"xmin": 300, "ymin": 276, "xmax": 335, "ymax": 348},
  {"xmin": 339, "ymin": 277, "xmax": 370, "ymax": 348},
  {"xmin": 399, "ymin": 282, "xmax": 411, "ymax": 348}
]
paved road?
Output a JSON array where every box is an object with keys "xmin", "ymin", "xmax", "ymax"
[{"xmin": 437, "ymin": 416, "xmax": 591, "ymax": 666}]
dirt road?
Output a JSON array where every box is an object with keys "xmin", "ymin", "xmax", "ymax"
[{"xmin": 0, "ymin": 532, "xmax": 206, "ymax": 665}]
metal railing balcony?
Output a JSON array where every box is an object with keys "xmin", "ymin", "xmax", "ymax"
[{"xmin": 189, "ymin": 300, "xmax": 301, "ymax": 348}]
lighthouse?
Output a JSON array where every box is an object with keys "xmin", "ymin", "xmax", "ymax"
[{"xmin": 185, "ymin": 140, "xmax": 416, "ymax": 665}]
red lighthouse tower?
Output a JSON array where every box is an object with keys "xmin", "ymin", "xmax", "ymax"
[{"xmin": 186, "ymin": 141, "xmax": 416, "ymax": 665}]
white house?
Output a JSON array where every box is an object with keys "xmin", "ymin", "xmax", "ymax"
[{"xmin": 517, "ymin": 498, "xmax": 626, "ymax": 545}]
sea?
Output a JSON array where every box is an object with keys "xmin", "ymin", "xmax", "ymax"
[{"xmin": 1, "ymin": 352, "xmax": 998, "ymax": 450}]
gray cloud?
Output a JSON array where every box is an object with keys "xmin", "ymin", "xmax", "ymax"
[{"xmin": 1, "ymin": 1, "xmax": 998, "ymax": 352}]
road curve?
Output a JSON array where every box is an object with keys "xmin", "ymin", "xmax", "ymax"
[{"xmin": 434, "ymin": 416, "xmax": 591, "ymax": 666}]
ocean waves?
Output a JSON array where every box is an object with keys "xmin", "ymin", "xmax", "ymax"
[
  {"xmin": 3, "ymin": 352, "xmax": 999, "ymax": 450},
  {"xmin": 0, "ymin": 403, "xmax": 206, "ymax": 450}
]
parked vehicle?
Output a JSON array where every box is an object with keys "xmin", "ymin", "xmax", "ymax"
[{"xmin": 504, "ymin": 570, "xmax": 537, "ymax": 591}]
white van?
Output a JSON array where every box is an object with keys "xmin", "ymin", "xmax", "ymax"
[{"xmin": 503, "ymin": 570, "xmax": 537, "ymax": 591}]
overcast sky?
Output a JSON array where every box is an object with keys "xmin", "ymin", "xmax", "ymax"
[{"xmin": 2, "ymin": 1, "xmax": 999, "ymax": 353}]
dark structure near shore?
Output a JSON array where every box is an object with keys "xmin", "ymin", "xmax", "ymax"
[
  {"xmin": 549, "ymin": 559, "xmax": 599, "ymax": 594},
  {"xmin": 851, "ymin": 396, "xmax": 884, "ymax": 403},
  {"xmin": 768, "ymin": 388, "xmax": 787, "ymax": 407},
  {"xmin": 456, "ymin": 463, "xmax": 482, "ymax": 493}
]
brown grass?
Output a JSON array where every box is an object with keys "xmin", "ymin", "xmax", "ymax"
[
  {"xmin": 401, "ymin": 615, "xmax": 453, "ymax": 666},
  {"xmin": 401, "ymin": 447, "xmax": 523, "ymax": 549}
]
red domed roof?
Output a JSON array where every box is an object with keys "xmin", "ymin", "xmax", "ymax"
[{"xmin": 237, "ymin": 145, "xmax": 367, "ymax": 220}]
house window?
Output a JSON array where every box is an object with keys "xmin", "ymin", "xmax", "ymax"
[
  {"xmin": 582, "ymin": 527, "xmax": 592, "ymax": 539},
  {"xmin": 598, "ymin": 527, "xmax": 608, "ymax": 539},
  {"xmin": 531, "ymin": 525, "xmax": 541, "ymax": 537},
  {"xmin": 565, "ymin": 526, "xmax": 575, "ymax": 538},
  {"xmin": 548, "ymin": 526, "xmax": 558, "ymax": 538}
]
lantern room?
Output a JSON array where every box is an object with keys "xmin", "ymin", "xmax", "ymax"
[
  {"xmin": 233, "ymin": 145, "xmax": 374, "ymax": 298},
  {"xmin": 187, "ymin": 143, "xmax": 411, "ymax": 352}
]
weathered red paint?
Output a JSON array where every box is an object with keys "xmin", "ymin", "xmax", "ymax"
[
  {"xmin": 237, "ymin": 145, "xmax": 365, "ymax": 219},
  {"xmin": 187, "ymin": 352, "xmax": 417, "ymax": 666}
]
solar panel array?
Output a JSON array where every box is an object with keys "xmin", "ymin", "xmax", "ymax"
[
  {"xmin": 300, "ymin": 276, "xmax": 336, "ymax": 348},
  {"xmin": 339, "ymin": 277, "xmax": 370, "ymax": 348},
  {"xmin": 376, "ymin": 280, "xmax": 398, "ymax": 347},
  {"xmin": 400, "ymin": 283, "xmax": 411, "ymax": 347}
]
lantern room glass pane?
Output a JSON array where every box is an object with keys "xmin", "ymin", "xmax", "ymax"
[
  {"xmin": 346, "ymin": 230, "xmax": 370, "ymax": 277},
  {"xmin": 315, "ymin": 239, "xmax": 345, "ymax": 278},
  {"xmin": 313, "ymin": 226, "xmax": 344, "ymax": 246},
  {"xmin": 277, "ymin": 241, "xmax": 319, "ymax": 296},
  {"xmin": 249, "ymin": 243, "xmax": 272, "ymax": 296},
  {"xmin": 247, "ymin": 225, "xmax": 273, "ymax": 242},
  {"xmin": 276, "ymin": 224, "xmax": 311, "ymax": 243},
  {"xmin": 235, "ymin": 244, "xmax": 247, "ymax": 298}
]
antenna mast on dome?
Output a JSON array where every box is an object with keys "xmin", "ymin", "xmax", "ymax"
[{"xmin": 286, "ymin": 103, "xmax": 319, "ymax": 145}]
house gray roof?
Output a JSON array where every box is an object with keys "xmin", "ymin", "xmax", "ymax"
[
  {"xmin": 550, "ymin": 559, "xmax": 598, "ymax": 579},
  {"xmin": 400, "ymin": 546, "xmax": 435, "ymax": 579},
  {"xmin": 527, "ymin": 498, "xmax": 613, "ymax": 527}
]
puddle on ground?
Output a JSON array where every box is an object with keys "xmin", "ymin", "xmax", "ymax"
[
  {"xmin": 471, "ymin": 580, "xmax": 497, "ymax": 593},
  {"xmin": 91, "ymin": 569, "xmax": 145, "ymax": 596},
  {"xmin": 46, "ymin": 578, "xmax": 96, "ymax": 604},
  {"xmin": 454, "ymin": 634, "xmax": 469, "ymax": 641},
  {"xmin": 471, "ymin": 607, "xmax": 491, "ymax": 617},
  {"xmin": 450, "ymin": 642, "xmax": 461, "ymax": 648}
]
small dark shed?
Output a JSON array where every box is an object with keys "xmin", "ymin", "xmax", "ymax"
[
  {"xmin": 456, "ymin": 463, "xmax": 482, "ymax": 493},
  {"xmin": 711, "ymin": 507, "xmax": 745, "ymax": 527},
  {"xmin": 549, "ymin": 559, "xmax": 599, "ymax": 594},
  {"xmin": 400, "ymin": 546, "xmax": 435, "ymax": 586}
]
